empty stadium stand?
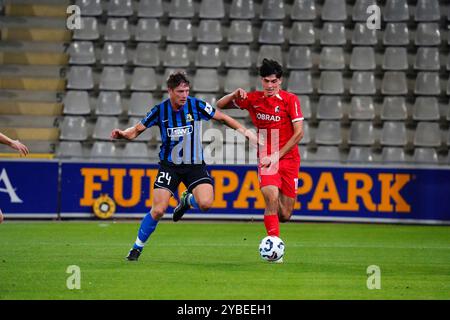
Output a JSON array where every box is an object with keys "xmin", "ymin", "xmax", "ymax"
[{"xmin": 0, "ymin": 0, "xmax": 448, "ymax": 165}]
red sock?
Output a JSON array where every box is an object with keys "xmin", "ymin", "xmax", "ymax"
[{"xmin": 264, "ymin": 214, "xmax": 280, "ymax": 237}]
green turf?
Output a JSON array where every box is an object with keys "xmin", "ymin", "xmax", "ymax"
[{"xmin": 0, "ymin": 221, "xmax": 449, "ymax": 300}]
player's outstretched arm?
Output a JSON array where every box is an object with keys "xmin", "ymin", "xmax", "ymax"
[
  {"xmin": 111, "ymin": 122, "xmax": 146, "ymax": 141},
  {"xmin": 0, "ymin": 132, "xmax": 29, "ymax": 156},
  {"xmin": 216, "ymin": 88, "xmax": 247, "ymax": 109},
  {"xmin": 212, "ymin": 109, "xmax": 258, "ymax": 146}
]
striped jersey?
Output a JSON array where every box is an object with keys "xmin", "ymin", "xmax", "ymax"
[{"xmin": 140, "ymin": 96, "xmax": 216, "ymax": 164}]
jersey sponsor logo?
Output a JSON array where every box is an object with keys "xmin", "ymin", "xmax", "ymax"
[
  {"xmin": 204, "ymin": 102, "xmax": 214, "ymax": 115},
  {"xmin": 186, "ymin": 113, "xmax": 194, "ymax": 122},
  {"xmin": 256, "ymin": 113, "xmax": 281, "ymax": 121},
  {"xmin": 167, "ymin": 125, "xmax": 193, "ymax": 137}
]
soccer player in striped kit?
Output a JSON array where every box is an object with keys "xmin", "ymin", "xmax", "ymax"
[
  {"xmin": 111, "ymin": 71, "xmax": 256, "ymax": 261},
  {"xmin": 216, "ymin": 59, "xmax": 305, "ymax": 262}
]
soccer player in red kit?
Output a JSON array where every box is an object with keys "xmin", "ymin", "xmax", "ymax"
[{"xmin": 217, "ymin": 59, "xmax": 304, "ymax": 260}]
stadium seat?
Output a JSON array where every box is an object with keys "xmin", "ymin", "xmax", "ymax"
[
  {"xmin": 228, "ymin": 21, "xmax": 254, "ymax": 43},
  {"xmin": 197, "ymin": 20, "xmax": 223, "ymax": 43},
  {"xmin": 414, "ymin": 72, "xmax": 441, "ymax": 96},
  {"xmin": 73, "ymin": 17, "xmax": 99, "ymax": 41},
  {"xmin": 225, "ymin": 45, "xmax": 251, "ymax": 68},
  {"xmin": 133, "ymin": 43, "xmax": 160, "ymax": 67},
  {"xmin": 135, "ymin": 19, "xmax": 162, "ymax": 42},
  {"xmin": 101, "ymin": 42, "xmax": 128, "ymax": 65},
  {"xmin": 413, "ymin": 97, "xmax": 440, "ymax": 121},
  {"xmin": 93, "ymin": 117, "xmax": 119, "ymax": 141},
  {"xmin": 352, "ymin": 0, "xmax": 377, "ymax": 22},
  {"xmin": 414, "ymin": 122, "xmax": 441, "ymax": 147},
  {"xmin": 224, "ymin": 70, "xmax": 251, "ymax": 92},
  {"xmin": 99, "ymin": 67, "xmax": 126, "ymax": 91},
  {"xmin": 316, "ymin": 96, "xmax": 343, "ymax": 120},
  {"xmin": 104, "ymin": 18, "xmax": 130, "ymax": 41},
  {"xmin": 315, "ymin": 146, "xmax": 341, "ymax": 162},
  {"xmin": 415, "ymin": 0, "xmax": 440, "ymax": 22},
  {"xmin": 381, "ymin": 97, "xmax": 408, "ymax": 120},
  {"xmin": 351, "ymin": 22, "xmax": 377, "ymax": 45},
  {"xmin": 321, "ymin": 0, "xmax": 347, "ymax": 21},
  {"xmin": 257, "ymin": 46, "xmax": 283, "ymax": 66},
  {"xmin": 167, "ymin": 19, "xmax": 193, "ymax": 43},
  {"xmin": 163, "ymin": 44, "xmax": 189, "ymax": 68},
  {"xmin": 195, "ymin": 93, "xmax": 217, "ymax": 107},
  {"xmin": 66, "ymin": 66, "xmax": 94, "ymax": 90},
  {"xmin": 127, "ymin": 118, "xmax": 154, "ymax": 142},
  {"xmin": 289, "ymin": 22, "xmax": 315, "ymax": 45},
  {"xmin": 95, "ymin": 91, "xmax": 122, "ymax": 116},
  {"xmin": 137, "ymin": 0, "xmax": 164, "ymax": 18},
  {"xmin": 415, "ymin": 23, "xmax": 441, "ymax": 46},
  {"xmin": 287, "ymin": 46, "xmax": 312, "ymax": 70},
  {"xmin": 199, "ymin": 0, "xmax": 225, "ymax": 19},
  {"xmin": 383, "ymin": 23, "xmax": 409, "ymax": 46},
  {"xmin": 380, "ymin": 122, "xmax": 407, "ymax": 146},
  {"xmin": 76, "ymin": 0, "xmax": 102, "ymax": 16},
  {"xmin": 291, "ymin": 0, "xmax": 316, "ymax": 21},
  {"xmin": 349, "ymin": 96, "xmax": 375, "ymax": 120},
  {"xmin": 169, "ymin": 0, "xmax": 195, "ymax": 18},
  {"xmin": 299, "ymin": 146, "xmax": 311, "ymax": 161},
  {"xmin": 60, "ymin": 116, "xmax": 89, "ymax": 141},
  {"xmin": 383, "ymin": 0, "xmax": 409, "ymax": 22},
  {"xmin": 90, "ymin": 142, "xmax": 118, "ymax": 159},
  {"xmin": 63, "ymin": 91, "xmax": 91, "ymax": 115},
  {"xmin": 128, "ymin": 92, "xmax": 154, "ymax": 117},
  {"xmin": 68, "ymin": 41, "xmax": 95, "ymax": 65},
  {"xmin": 319, "ymin": 71, "xmax": 344, "ymax": 95},
  {"xmin": 350, "ymin": 71, "xmax": 377, "ymax": 95},
  {"xmin": 299, "ymin": 121, "xmax": 311, "ymax": 144},
  {"xmin": 193, "ymin": 69, "xmax": 220, "ymax": 93},
  {"xmin": 413, "ymin": 148, "xmax": 438, "ymax": 164},
  {"xmin": 258, "ymin": 21, "xmax": 285, "ymax": 45},
  {"xmin": 107, "ymin": 0, "xmax": 133, "ymax": 17},
  {"xmin": 260, "ymin": 0, "xmax": 285, "ymax": 20},
  {"xmin": 320, "ymin": 23, "xmax": 346, "ymax": 45},
  {"xmin": 348, "ymin": 121, "xmax": 376, "ymax": 146},
  {"xmin": 319, "ymin": 47, "xmax": 345, "ymax": 70},
  {"xmin": 298, "ymin": 95, "xmax": 311, "ymax": 119},
  {"xmin": 382, "ymin": 47, "xmax": 408, "ymax": 71},
  {"xmin": 381, "ymin": 147, "xmax": 406, "ymax": 163},
  {"xmin": 196, "ymin": 45, "xmax": 221, "ymax": 68},
  {"xmin": 381, "ymin": 71, "xmax": 408, "ymax": 95},
  {"xmin": 221, "ymin": 108, "xmax": 248, "ymax": 119},
  {"xmin": 287, "ymin": 71, "xmax": 313, "ymax": 94},
  {"xmin": 350, "ymin": 47, "xmax": 375, "ymax": 70},
  {"xmin": 315, "ymin": 121, "xmax": 342, "ymax": 145},
  {"xmin": 347, "ymin": 146, "xmax": 375, "ymax": 163},
  {"xmin": 123, "ymin": 142, "xmax": 151, "ymax": 160},
  {"xmin": 57, "ymin": 141, "xmax": 84, "ymax": 158},
  {"xmin": 130, "ymin": 68, "xmax": 158, "ymax": 91},
  {"xmin": 447, "ymin": 76, "xmax": 450, "ymax": 95},
  {"xmin": 229, "ymin": 0, "xmax": 255, "ymax": 19}
]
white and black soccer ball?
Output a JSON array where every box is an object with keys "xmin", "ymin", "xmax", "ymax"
[{"xmin": 259, "ymin": 236, "xmax": 285, "ymax": 262}]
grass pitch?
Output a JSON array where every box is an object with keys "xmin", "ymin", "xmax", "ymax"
[{"xmin": 0, "ymin": 221, "xmax": 449, "ymax": 300}]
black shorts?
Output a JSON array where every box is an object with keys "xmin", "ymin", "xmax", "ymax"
[{"xmin": 154, "ymin": 161, "xmax": 213, "ymax": 196}]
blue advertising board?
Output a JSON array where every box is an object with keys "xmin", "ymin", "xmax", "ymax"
[
  {"xmin": 0, "ymin": 160, "xmax": 59, "ymax": 217},
  {"xmin": 60, "ymin": 162, "xmax": 450, "ymax": 224}
]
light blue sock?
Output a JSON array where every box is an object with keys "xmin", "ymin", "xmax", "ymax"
[
  {"xmin": 133, "ymin": 212, "xmax": 158, "ymax": 250},
  {"xmin": 187, "ymin": 193, "xmax": 199, "ymax": 209}
]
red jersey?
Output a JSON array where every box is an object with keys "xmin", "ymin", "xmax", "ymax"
[{"xmin": 233, "ymin": 90, "xmax": 303, "ymax": 160}]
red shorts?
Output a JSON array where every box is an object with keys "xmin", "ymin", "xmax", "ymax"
[{"xmin": 257, "ymin": 158, "xmax": 300, "ymax": 198}]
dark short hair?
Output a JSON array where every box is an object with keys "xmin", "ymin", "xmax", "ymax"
[
  {"xmin": 259, "ymin": 58, "xmax": 283, "ymax": 78},
  {"xmin": 167, "ymin": 71, "xmax": 190, "ymax": 89}
]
